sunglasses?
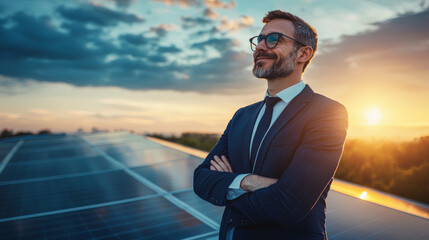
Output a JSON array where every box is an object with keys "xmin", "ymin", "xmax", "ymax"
[{"xmin": 249, "ymin": 32, "xmax": 306, "ymax": 51}]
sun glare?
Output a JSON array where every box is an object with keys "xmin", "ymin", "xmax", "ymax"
[
  {"xmin": 366, "ymin": 107, "xmax": 382, "ymax": 125},
  {"xmin": 359, "ymin": 191, "xmax": 368, "ymax": 200}
]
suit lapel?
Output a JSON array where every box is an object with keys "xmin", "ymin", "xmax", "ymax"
[
  {"xmin": 242, "ymin": 101, "xmax": 264, "ymax": 171},
  {"xmin": 253, "ymin": 85, "xmax": 314, "ymax": 174}
]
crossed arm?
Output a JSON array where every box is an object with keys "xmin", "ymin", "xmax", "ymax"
[{"xmin": 209, "ymin": 155, "xmax": 277, "ymax": 192}]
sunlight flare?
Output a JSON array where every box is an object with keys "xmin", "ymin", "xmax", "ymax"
[
  {"xmin": 359, "ymin": 191, "xmax": 368, "ymax": 200},
  {"xmin": 366, "ymin": 107, "xmax": 382, "ymax": 125}
]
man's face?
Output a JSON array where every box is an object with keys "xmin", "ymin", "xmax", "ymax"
[{"xmin": 252, "ymin": 19, "xmax": 297, "ymax": 79}]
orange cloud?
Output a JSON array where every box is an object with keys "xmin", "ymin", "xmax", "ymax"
[
  {"xmin": 217, "ymin": 15, "xmax": 254, "ymax": 32},
  {"xmin": 152, "ymin": 0, "xmax": 199, "ymax": 7},
  {"xmin": 203, "ymin": 0, "xmax": 235, "ymax": 9}
]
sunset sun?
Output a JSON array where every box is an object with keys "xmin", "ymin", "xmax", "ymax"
[{"xmin": 366, "ymin": 107, "xmax": 382, "ymax": 125}]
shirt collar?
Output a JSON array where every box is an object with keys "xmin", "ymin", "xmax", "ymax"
[{"xmin": 264, "ymin": 80, "xmax": 306, "ymax": 104}]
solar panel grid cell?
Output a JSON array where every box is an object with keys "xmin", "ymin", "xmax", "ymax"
[
  {"xmin": 96, "ymin": 140, "xmax": 161, "ymax": 152},
  {"xmin": 0, "ymin": 144, "xmax": 14, "ymax": 161},
  {"xmin": 0, "ymin": 156, "xmax": 118, "ymax": 182},
  {"xmin": 131, "ymin": 157, "xmax": 202, "ymax": 192},
  {"xmin": 18, "ymin": 135, "xmax": 80, "ymax": 149},
  {"xmin": 99, "ymin": 146, "xmax": 193, "ymax": 167},
  {"xmin": 173, "ymin": 190, "xmax": 224, "ymax": 224},
  {"xmin": 11, "ymin": 144, "xmax": 99, "ymax": 162},
  {"xmin": 0, "ymin": 170, "xmax": 156, "ymax": 219},
  {"xmin": 0, "ymin": 142, "xmax": 16, "ymax": 150},
  {"xmin": 0, "ymin": 150, "xmax": 13, "ymax": 165},
  {"xmin": 17, "ymin": 139, "xmax": 86, "ymax": 152}
]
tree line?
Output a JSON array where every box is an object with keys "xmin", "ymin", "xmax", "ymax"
[
  {"xmin": 336, "ymin": 136, "xmax": 429, "ymax": 204},
  {"xmin": 0, "ymin": 128, "xmax": 52, "ymax": 139},
  {"xmin": 148, "ymin": 132, "xmax": 429, "ymax": 204}
]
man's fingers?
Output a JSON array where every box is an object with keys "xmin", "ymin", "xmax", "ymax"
[
  {"xmin": 221, "ymin": 155, "xmax": 232, "ymax": 172},
  {"xmin": 210, "ymin": 155, "xmax": 233, "ymax": 173},
  {"xmin": 214, "ymin": 155, "xmax": 230, "ymax": 172},
  {"xmin": 210, "ymin": 159, "xmax": 224, "ymax": 172}
]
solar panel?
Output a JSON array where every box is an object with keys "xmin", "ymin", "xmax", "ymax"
[
  {"xmin": 0, "ymin": 197, "xmax": 214, "ymax": 240},
  {"xmin": 0, "ymin": 170, "xmax": 157, "ymax": 219},
  {"xmin": 11, "ymin": 141, "xmax": 98, "ymax": 162},
  {"xmin": 0, "ymin": 155, "xmax": 118, "ymax": 182},
  {"xmin": 0, "ymin": 132, "xmax": 428, "ymax": 240},
  {"xmin": 325, "ymin": 191, "xmax": 429, "ymax": 239},
  {"xmin": 173, "ymin": 190, "xmax": 224, "ymax": 224},
  {"xmin": 131, "ymin": 157, "xmax": 201, "ymax": 192}
]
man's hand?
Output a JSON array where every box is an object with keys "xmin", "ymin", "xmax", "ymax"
[
  {"xmin": 210, "ymin": 155, "xmax": 233, "ymax": 172},
  {"xmin": 240, "ymin": 174, "xmax": 278, "ymax": 192},
  {"xmin": 209, "ymin": 155, "xmax": 277, "ymax": 192}
]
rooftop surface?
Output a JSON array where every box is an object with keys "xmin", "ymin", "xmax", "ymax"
[{"xmin": 0, "ymin": 132, "xmax": 428, "ymax": 240}]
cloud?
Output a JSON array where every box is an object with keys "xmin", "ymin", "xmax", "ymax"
[
  {"xmin": 204, "ymin": 7, "xmax": 218, "ymax": 19},
  {"xmin": 0, "ymin": 3, "xmax": 257, "ymax": 93},
  {"xmin": 192, "ymin": 26, "xmax": 220, "ymax": 36},
  {"xmin": 68, "ymin": 109, "xmax": 154, "ymax": 122},
  {"xmin": 106, "ymin": 0, "xmax": 136, "ymax": 8},
  {"xmin": 98, "ymin": 98, "xmax": 146, "ymax": 111},
  {"xmin": 181, "ymin": 16, "xmax": 212, "ymax": 29},
  {"xmin": 57, "ymin": 3, "xmax": 143, "ymax": 26},
  {"xmin": 217, "ymin": 15, "xmax": 254, "ymax": 32},
  {"xmin": 203, "ymin": 0, "xmax": 235, "ymax": 9},
  {"xmin": 152, "ymin": 0, "xmax": 235, "ymax": 9},
  {"xmin": 0, "ymin": 112, "xmax": 20, "ymax": 120},
  {"xmin": 305, "ymin": 8, "xmax": 429, "ymax": 101},
  {"xmin": 158, "ymin": 45, "xmax": 182, "ymax": 53},
  {"xmin": 152, "ymin": 0, "xmax": 199, "ymax": 8},
  {"xmin": 119, "ymin": 33, "xmax": 153, "ymax": 45},
  {"xmin": 30, "ymin": 108, "xmax": 52, "ymax": 115},
  {"xmin": 150, "ymin": 24, "xmax": 175, "ymax": 37},
  {"xmin": 0, "ymin": 12, "xmax": 96, "ymax": 61},
  {"xmin": 191, "ymin": 38, "xmax": 238, "ymax": 53}
]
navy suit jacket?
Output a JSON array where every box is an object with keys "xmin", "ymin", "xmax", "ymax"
[{"xmin": 193, "ymin": 85, "xmax": 348, "ymax": 240}]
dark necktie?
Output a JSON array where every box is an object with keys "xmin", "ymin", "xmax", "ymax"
[{"xmin": 250, "ymin": 96, "xmax": 281, "ymax": 168}]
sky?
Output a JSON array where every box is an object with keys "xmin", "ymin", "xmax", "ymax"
[{"xmin": 0, "ymin": 0, "xmax": 428, "ymax": 140}]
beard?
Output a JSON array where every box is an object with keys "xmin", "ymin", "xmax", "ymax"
[{"xmin": 252, "ymin": 49, "xmax": 297, "ymax": 79}]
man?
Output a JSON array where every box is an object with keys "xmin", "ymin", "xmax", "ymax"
[{"xmin": 193, "ymin": 10, "xmax": 348, "ymax": 240}]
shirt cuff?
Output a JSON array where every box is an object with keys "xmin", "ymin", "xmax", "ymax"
[{"xmin": 226, "ymin": 173, "xmax": 250, "ymax": 200}]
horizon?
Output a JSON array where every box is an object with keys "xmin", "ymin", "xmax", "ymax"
[{"xmin": 2, "ymin": 127, "xmax": 429, "ymax": 143}]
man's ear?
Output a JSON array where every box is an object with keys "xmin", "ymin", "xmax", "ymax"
[{"xmin": 296, "ymin": 46, "xmax": 313, "ymax": 64}]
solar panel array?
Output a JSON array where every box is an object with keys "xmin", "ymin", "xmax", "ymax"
[
  {"xmin": 0, "ymin": 132, "xmax": 222, "ymax": 240},
  {"xmin": 0, "ymin": 132, "xmax": 428, "ymax": 240}
]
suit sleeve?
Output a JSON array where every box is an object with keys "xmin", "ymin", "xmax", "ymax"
[
  {"xmin": 193, "ymin": 111, "xmax": 241, "ymax": 206},
  {"xmin": 229, "ymin": 102, "xmax": 348, "ymax": 226}
]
